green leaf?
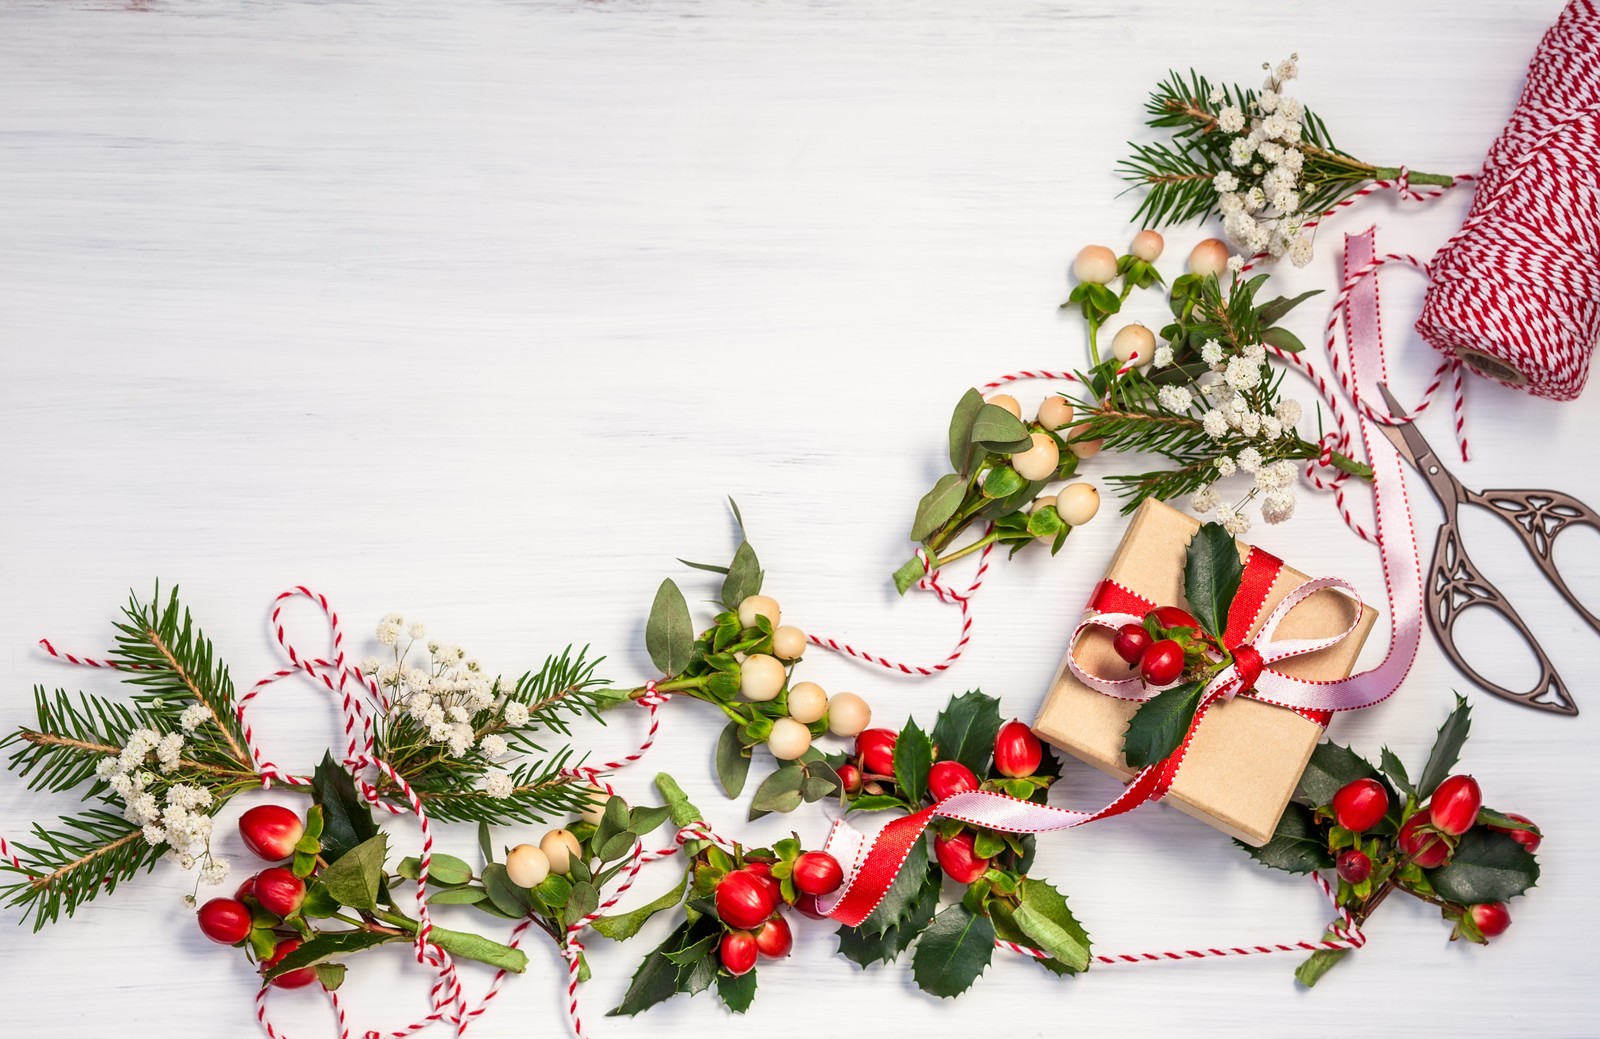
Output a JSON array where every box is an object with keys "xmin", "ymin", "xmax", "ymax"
[
  {"xmin": 714, "ymin": 967, "xmax": 758, "ymax": 1012},
  {"xmin": 593, "ymin": 796, "xmax": 631, "ymax": 852},
  {"xmin": 1256, "ymin": 289, "xmax": 1321, "ymax": 327},
  {"xmin": 567, "ymin": 880, "xmax": 599, "ymax": 923},
  {"xmin": 749, "ymin": 764, "xmax": 806, "ymax": 816},
  {"xmin": 1478, "ymin": 807, "xmax": 1539, "ymax": 836},
  {"xmin": 481, "ymin": 863, "xmax": 534, "ymax": 917},
  {"xmin": 948, "ymin": 388, "xmax": 986, "ymax": 474},
  {"xmin": 893, "ymin": 719, "xmax": 933, "ymax": 805},
  {"xmin": 317, "ymin": 834, "xmax": 388, "ymax": 912},
  {"xmin": 607, "ymin": 921, "xmax": 694, "ymax": 1017},
  {"xmin": 655, "ymin": 773, "xmax": 708, "ymax": 857},
  {"xmin": 1261, "ymin": 326, "xmax": 1305, "ymax": 353},
  {"xmin": 911, "ymin": 904, "xmax": 996, "ymax": 998},
  {"xmin": 1296, "ymin": 742, "xmax": 1385, "ymax": 809},
  {"xmin": 911, "ymin": 474, "xmax": 968, "ymax": 543},
  {"xmin": 478, "ymin": 821, "xmax": 494, "ymax": 866},
  {"xmin": 981, "ymin": 465, "xmax": 1026, "ymax": 500},
  {"xmin": 645, "ymin": 580, "xmax": 695, "ymax": 677},
  {"xmin": 930, "ymin": 691, "xmax": 1004, "ymax": 775},
  {"xmin": 1378, "ymin": 748, "xmax": 1415, "ymax": 800},
  {"xmin": 1238, "ymin": 803, "xmax": 1333, "ymax": 874},
  {"xmin": 1012, "ymin": 879, "xmax": 1091, "ymax": 971},
  {"xmin": 1184, "ymin": 522, "xmax": 1244, "ymax": 638},
  {"xmin": 313, "ymin": 963, "xmax": 347, "ymax": 991},
  {"xmin": 678, "ymin": 558, "xmax": 729, "ymax": 575},
  {"xmin": 1295, "ymin": 946, "xmax": 1351, "ymax": 988},
  {"xmin": 536, "ymin": 873, "xmax": 574, "ymax": 910},
  {"xmin": 1122, "ymin": 681, "xmax": 1203, "ymax": 769},
  {"xmin": 1426, "ymin": 829, "xmax": 1539, "ymax": 903},
  {"xmin": 1416, "ymin": 694, "xmax": 1471, "ymax": 800},
  {"xmin": 970, "ymin": 403, "xmax": 1031, "ymax": 453},
  {"xmin": 428, "ymin": 886, "xmax": 489, "ymax": 905},
  {"xmin": 396, "ymin": 854, "xmax": 473, "ymax": 887},
  {"xmin": 628, "ymin": 805, "xmax": 673, "ymax": 837},
  {"xmin": 857, "ymin": 837, "xmax": 931, "ymax": 935},
  {"xmin": 721, "ymin": 542, "xmax": 764, "ymax": 611},
  {"xmin": 262, "ymin": 929, "xmax": 396, "ymax": 981},
  {"xmin": 310, "ymin": 752, "xmax": 379, "ymax": 864},
  {"xmin": 592, "ymin": 873, "xmax": 688, "ymax": 941},
  {"xmin": 835, "ymin": 864, "xmax": 940, "ymax": 967},
  {"xmin": 300, "ymin": 881, "xmax": 341, "ymax": 918},
  {"xmin": 847, "ymin": 794, "xmax": 909, "ymax": 813}
]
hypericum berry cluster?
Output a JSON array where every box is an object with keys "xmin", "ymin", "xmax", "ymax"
[
  {"xmin": 1112, "ymin": 605, "xmax": 1220, "ymax": 688},
  {"xmin": 195, "ymin": 805, "xmax": 320, "ymax": 989},
  {"xmin": 707, "ymin": 846, "xmax": 844, "ymax": 976}
]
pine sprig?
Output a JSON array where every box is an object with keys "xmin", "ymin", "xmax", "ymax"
[
  {"xmin": 507, "ymin": 646, "xmax": 609, "ymax": 743},
  {"xmin": 3, "ymin": 688, "xmax": 155, "ymax": 796},
  {"xmin": 0, "ymin": 810, "xmax": 164, "ymax": 931},
  {"xmin": 412, "ymin": 751, "xmax": 596, "ymax": 826}
]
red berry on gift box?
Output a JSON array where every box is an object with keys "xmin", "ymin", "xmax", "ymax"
[
  {"xmin": 253, "ymin": 867, "xmax": 307, "ymax": 918},
  {"xmin": 196, "ymin": 897, "xmax": 252, "ymax": 945},
  {"xmin": 1147, "ymin": 606, "xmax": 1201, "ymax": 633},
  {"xmin": 1469, "ymin": 901, "xmax": 1511, "ymax": 939},
  {"xmin": 715, "ymin": 869, "xmax": 779, "ymax": 930},
  {"xmin": 836, "ymin": 763, "xmax": 864, "ymax": 795},
  {"xmin": 239, "ymin": 805, "xmax": 305, "ymax": 862},
  {"xmin": 791, "ymin": 851, "xmax": 844, "ymax": 897},
  {"xmin": 719, "ymin": 930, "xmax": 759, "ymax": 976},
  {"xmin": 1139, "ymin": 639, "xmax": 1185, "ymax": 686},
  {"xmin": 1429, "ymin": 775, "xmax": 1483, "ymax": 837},
  {"xmin": 1336, "ymin": 849, "xmax": 1373, "ymax": 885},
  {"xmin": 1399, "ymin": 811, "xmax": 1451, "ymax": 868},
  {"xmin": 262, "ymin": 937, "xmax": 318, "ymax": 989},
  {"xmin": 755, "ymin": 915, "xmax": 793, "ymax": 958},
  {"xmin": 1112, "ymin": 623, "xmax": 1154, "ymax": 666},
  {"xmin": 1488, "ymin": 813, "xmax": 1541, "ymax": 852},
  {"xmin": 856, "ymin": 729, "xmax": 898, "ymax": 777},
  {"xmin": 1331, "ymin": 778, "xmax": 1390, "ymax": 833},
  {"xmin": 994, "ymin": 720, "xmax": 1043, "ymax": 778},
  {"xmin": 928, "ymin": 760, "xmax": 980, "ymax": 801},
  {"xmin": 933, "ymin": 831, "xmax": 991, "ymax": 885}
]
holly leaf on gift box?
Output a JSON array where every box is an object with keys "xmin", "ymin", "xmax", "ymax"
[
  {"xmin": 1238, "ymin": 803, "xmax": 1334, "ymax": 874},
  {"xmin": 931, "ymin": 690, "xmax": 1004, "ymax": 776},
  {"xmin": 1416, "ymin": 693, "xmax": 1471, "ymax": 801},
  {"xmin": 1184, "ymin": 521, "xmax": 1244, "ymax": 639},
  {"xmin": 912, "ymin": 904, "xmax": 996, "ymax": 998},
  {"xmin": 1122, "ymin": 681, "xmax": 1203, "ymax": 769},
  {"xmin": 1426, "ymin": 828, "xmax": 1539, "ymax": 904}
]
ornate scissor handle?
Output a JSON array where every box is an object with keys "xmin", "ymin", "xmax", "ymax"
[
  {"xmin": 1468, "ymin": 486, "xmax": 1600, "ymax": 637},
  {"xmin": 1426, "ymin": 521, "xmax": 1579, "ymax": 716}
]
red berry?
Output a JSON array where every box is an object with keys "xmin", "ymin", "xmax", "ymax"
[
  {"xmin": 743, "ymin": 860, "xmax": 782, "ymax": 902},
  {"xmin": 1399, "ymin": 811, "xmax": 1451, "ymax": 868},
  {"xmin": 1336, "ymin": 849, "xmax": 1372, "ymax": 885},
  {"xmin": 1138, "ymin": 639, "xmax": 1185, "ymax": 686},
  {"xmin": 1147, "ymin": 606, "xmax": 1201, "ymax": 633},
  {"xmin": 1488, "ymin": 813, "xmax": 1541, "ymax": 852},
  {"xmin": 928, "ymin": 760, "xmax": 980, "ymax": 801},
  {"xmin": 835, "ymin": 763, "xmax": 864, "ymax": 795},
  {"xmin": 1331, "ymin": 778, "xmax": 1390, "ymax": 833},
  {"xmin": 235, "ymin": 876, "xmax": 258, "ymax": 901},
  {"xmin": 754, "ymin": 915, "xmax": 793, "ymax": 958},
  {"xmin": 791, "ymin": 851, "xmax": 844, "ymax": 897},
  {"xmin": 1429, "ymin": 775, "xmax": 1483, "ymax": 836},
  {"xmin": 933, "ymin": 831, "xmax": 990, "ymax": 885},
  {"xmin": 993, "ymin": 720, "xmax": 1042, "ymax": 779},
  {"xmin": 262, "ymin": 937, "xmax": 318, "ymax": 989},
  {"xmin": 252, "ymin": 867, "xmax": 307, "ymax": 918},
  {"xmin": 714, "ymin": 869, "xmax": 779, "ymax": 930},
  {"xmin": 239, "ymin": 805, "xmax": 306, "ymax": 862},
  {"xmin": 719, "ymin": 930, "xmax": 759, "ymax": 976},
  {"xmin": 791, "ymin": 893, "xmax": 827, "ymax": 920},
  {"xmin": 196, "ymin": 897, "xmax": 252, "ymax": 945},
  {"xmin": 1112, "ymin": 623, "xmax": 1154, "ymax": 666},
  {"xmin": 856, "ymin": 729, "xmax": 898, "ymax": 777},
  {"xmin": 1469, "ymin": 901, "xmax": 1511, "ymax": 939}
]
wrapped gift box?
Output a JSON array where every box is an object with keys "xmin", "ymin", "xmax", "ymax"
[{"xmin": 1032, "ymin": 498, "xmax": 1379, "ymax": 846}]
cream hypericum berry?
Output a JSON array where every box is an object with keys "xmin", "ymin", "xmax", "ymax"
[
  {"xmin": 1069, "ymin": 436, "xmax": 1103, "ymax": 460},
  {"xmin": 987, "ymin": 393, "xmax": 1023, "ymax": 419},
  {"xmin": 786, "ymin": 681, "xmax": 828, "ymax": 724},
  {"xmin": 1012, "ymin": 433, "xmax": 1061, "ymax": 481},
  {"xmin": 1037, "ymin": 396, "xmax": 1075, "ymax": 430},
  {"xmin": 737, "ymin": 594, "xmax": 781, "ymax": 630},
  {"xmin": 739, "ymin": 653, "xmax": 786, "ymax": 702},
  {"xmin": 1054, "ymin": 482, "xmax": 1099, "ymax": 526},
  {"xmin": 1189, "ymin": 237, "xmax": 1232, "ymax": 277},
  {"xmin": 767, "ymin": 717, "xmax": 812, "ymax": 761},
  {"xmin": 1130, "ymin": 229, "xmax": 1165, "ymax": 262},
  {"xmin": 826, "ymin": 692, "xmax": 871, "ymax": 737},
  {"xmin": 539, "ymin": 829, "xmax": 582, "ymax": 874},
  {"xmin": 505, "ymin": 844, "xmax": 552, "ymax": 889},
  {"xmin": 577, "ymin": 785, "xmax": 608, "ymax": 827},
  {"xmin": 771, "ymin": 624, "xmax": 807, "ymax": 661},
  {"xmin": 1073, "ymin": 244, "xmax": 1118, "ymax": 284},
  {"xmin": 1112, "ymin": 324, "xmax": 1156, "ymax": 368}
]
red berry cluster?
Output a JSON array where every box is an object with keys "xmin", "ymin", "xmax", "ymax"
[
  {"xmin": 710, "ymin": 849, "xmax": 844, "ymax": 975},
  {"xmin": 1112, "ymin": 606, "xmax": 1208, "ymax": 687},
  {"xmin": 195, "ymin": 805, "xmax": 319, "ymax": 988}
]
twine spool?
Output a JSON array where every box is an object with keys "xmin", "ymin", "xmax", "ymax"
[{"xmin": 1416, "ymin": 0, "xmax": 1600, "ymax": 400}]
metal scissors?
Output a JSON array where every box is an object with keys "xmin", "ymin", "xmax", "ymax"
[{"xmin": 1377, "ymin": 383, "xmax": 1599, "ymax": 716}]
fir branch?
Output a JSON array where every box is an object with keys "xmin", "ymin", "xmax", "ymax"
[
  {"xmin": 0, "ymin": 810, "xmax": 164, "ymax": 931},
  {"xmin": 3, "ymin": 688, "xmax": 154, "ymax": 796},
  {"xmin": 506, "ymin": 646, "xmax": 609, "ymax": 742},
  {"xmin": 411, "ymin": 752, "xmax": 596, "ymax": 826}
]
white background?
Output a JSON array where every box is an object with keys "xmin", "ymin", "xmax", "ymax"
[{"xmin": 2, "ymin": 1, "xmax": 1596, "ymax": 1035}]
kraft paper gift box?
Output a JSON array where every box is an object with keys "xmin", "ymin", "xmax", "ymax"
[{"xmin": 1032, "ymin": 498, "xmax": 1379, "ymax": 846}]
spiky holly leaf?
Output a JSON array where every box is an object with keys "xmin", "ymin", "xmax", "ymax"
[
  {"xmin": 893, "ymin": 719, "xmax": 933, "ymax": 804},
  {"xmin": 835, "ymin": 863, "xmax": 939, "ymax": 968},
  {"xmin": 911, "ymin": 904, "xmax": 995, "ymax": 998},
  {"xmin": 311, "ymin": 753, "xmax": 380, "ymax": 864},
  {"xmin": 1426, "ymin": 829, "xmax": 1539, "ymax": 904},
  {"xmin": 1011, "ymin": 879, "xmax": 1090, "ymax": 972},
  {"xmin": 1122, "ymin": 681, "xmax": 1203, "ymax": 769},
  {"xmin": 856, "ymin": 838, "xmax": 931, "ymax": 936},
  {"xmin": 1416, "ymin": 694, "xmax": 1471, "ymax": 800},
  {"xmin": 1238, "ymin": 802, "xmax": 1334, "ymax": 874},
  {"xmin": 930, "ymin": 691, "xmax": 1003, "ymax": 776},
  {"xmin": 716, "ymin": 969, "xmax": 757, "ymax": 1013},
  {"xmin": 1184, "ymin": 521, "xmax": 1244, "ymax": 639}
]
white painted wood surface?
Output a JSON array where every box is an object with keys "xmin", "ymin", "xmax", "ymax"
[{"xmin": 2, "ymin": 1, "xmax": 1596, "ymax": 1035}]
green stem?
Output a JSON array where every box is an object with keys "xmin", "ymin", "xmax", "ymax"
[
  {"xmin": 930, "ymin": 531, "xmax": 1000, "ymax": 569},
  {"xmin": 1371, "ymin": 167, "xmax": 1455, "ymax": 188},
  {"xmin": 1087, "ymin": 315, "xmax": 1103, "ymax": 367},
  {"xmin": 371, "ymin": 908, "xmax": 529, "ymax": 973}
]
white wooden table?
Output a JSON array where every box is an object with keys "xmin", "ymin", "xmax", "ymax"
[{"xmin": 3, "ymin": 1, "xmax": 1595, "ymax": 1035}]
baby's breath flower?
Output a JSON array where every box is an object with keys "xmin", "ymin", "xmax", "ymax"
[
  {"xmin": 479, "ymin": 734, "xmax": 509, "ymax": 759},
  {"xmin": 1202, "ymin": 410, "xmax": 1230, "ymax": 438},
  {"xmin": 1217, "ymin": 105, "xmax": 1245, "ymax": 133},
  {"xmin": 95, "ymin": 757, "xmax": 120, "ymax": 779},
  {"xmin": 1156, "ymin": 386, "xmax": 1193, "ymax": 411},
  {"xmin": 408, "ymin": 622, "xmax": 427, "ymax": 638},
  {"xmin": 156, "ymin": 733, "xmax": 185, "ymax": 773},
  {"xmin": 1262, "ymin": 488, "xmax": 1297, "ymax": 524},
  {"xmin": 199, "ymin": 857, "xmax": 231, "ymax": 885},
  {"xmin": 1222, "ymin": 508, "xmax": 1252, "ymax": 536},
  {"xmin": 1275, "ymin": 399, "xmax": 1303, "ymax": 426},
  {"xmin": 1237, "ymin": 446, "xmax": 1264, "ymax": 473},
  {"xmin": 1214, "ymin": 171, "xmax": 1239, "ymax": 193},
  {"xmin": 179, "ymin": 704, "xmax": 211, "ymax": 733},
  {"xmin": 1239, "ymin": 412, "xmax": 1262, "ymax": 437},
  {"xmin": 1257, "ymin": 89, "xmax": 1280, "ymax": 114},
  {"xmin": 483, "ymin": 771, "xmax": 514, "ymax": 799},
  {"xmin": 1288, "ymin": 234, "xmax": 1314, "ymax": 268},
  {"xmin": 1276, "ymin": 55, "xmax": 1299, "ymax": 82},
  {"xmin": 1225, "ymin": 356, "xmax": 1263, "ymax": 391},
  {"xmin": 1192, "ymin": 487, "xmax": 1220, "ymax": 513},
  {"xmin": 376, "ymin": 620, "xmax": 401, "ymax": 646},
  {"xmin": 1262, "ymin": 415, "xmax": 1284, "ymax": 439},
  {"xmin": 503, "ymin": 701, "xmax": 530, "ymax": 728},
  {"xmin": 1226, "ymin": 255, "xmax": 1244, "ymax": 275},
  {"xmin": 1215, "ymin": 456, "xmax": 1238, "ymax": 477},
  {"xmin": 1200, "ymin": 339, "xmax": 1224, "ymax": 366}
]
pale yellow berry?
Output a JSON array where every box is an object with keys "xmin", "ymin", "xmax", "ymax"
[
  {"xmin": 771, "ymin": 624, "xmax": 807, "ymax": 661},
  {"xmin": 1069, "ymin": 437, "xmax": 1103, "ymax": 460},
  {"xmin": 1189, "ymin": 238, "xmax": 1232, "ymax": 278},
  {"xmin": 505, "ymin": 844, "xmax": 551, "ymax": 889},
  {"xmin": 787, "ymin": 681, "xmax": 828, "ymax": 724},
  {"xmin": 1112, "ymin": 325, "xmax": 1156, "ymax": 368},
  {"xmin": 737, "ymin": 594, "xmax": 781, "ymax": 630},
  {"xmin": 827, "ymin": 692, "xmax": 872, "ymax": 737},
  {"xmin": 1131, "ymin": 229, "xmax": 1165, "ymax": 262},
  {"xmin": 1073, "ymin": 245, "xmax": 1118, "ymax": 285},
  {"xmin": 987, "ymin": 393, "xmax": 1022, "ymax": 419},
  {"xmin": 578, "ymin": 785, "xmax": 608, "ymax": 827},
  {"xmin": 1037, "ymin": 396, "xmax": 1075, "ymax": 431},
  {"xmin": 539, "ymin": 829, "xmax": 582, "ymax": 875},
  {"xmin": 1012, "ymin": 432, "xmax": 1061, "ymax": 482},
  {"xmin": 767, "ymin": 717, "xmax": 813, "ymax": 760},
  {"xmin": 1055, "ymin": 482, "xmax": 1101, "ymax": 526},
  {"xmin": 1030, "ymin": 494, "xmax": 1057, "ymax": 514},
  {"xmin": 740, "ymin": 653, "xmax": 786, "ymax": 702}
]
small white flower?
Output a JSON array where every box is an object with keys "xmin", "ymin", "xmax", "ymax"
[
  {"xmin": 1157, "ymin": 386, "xmax": 1193, "ymax": 411},
  {"xmin": 1257, "ymin": 89, "xmax": 1279, "ymax": 114},
  {"xmin": 1240, "ymin": 412, "xmax": 1262, "ymax": 437},
  {"xmin": 1237, "ymin": 447, "xmax": 1264, "ymax": 473},
  {"xmin": 361, "ymin": 657, "xmax": 381, "ymax": 676},
  {"xmin": 1276, "ymin": 56, "xmax": 1299, "ymax": 82},
  {"xmin": 1226, "ymin": 255, "xmax": 1244, "ymax": 275},
  {"xmin": 503, "ymin": 701, "xmax": 530, "ymax": 728},
  {"xmin": 179, "ymin": 704, "xmax": 211, "ymax": 732},
  {"xmin": 1229, "ymin": 137, "xmax": 1256, "ymax": 166},
  {"xmin": 446, "ymin": 705, "xmax": 470, "ymax": 723},
  {"xmin": 1192, "ymin": 487, "xmax": 1219, "ymax": 513},
  {"xmin": 1289, "ymin": 234, "xmax": 1314, "ymax": 268},
  {"xmin": 95, "ymin": 757, "xmax": 121, "ymax": 779},
  {"xmin": 110, "ymin": 773, "xmax": 134, "ymax": 799},
  {"xmin": 1216, "ymin": 503, "xmax": 1238, "ymax": 529},
  {"xmin": 479, "ymin": 734, "xmax": 509, "ymax": 759},
  {"xmin": 1275, "ymin": 399, "xmax": 1303, "ymax": 426},
  {"xmin": 199, "ymin": 857, "xmax": 231, "ymax": 885},
  {"xmin": 156, "ymin": 733, "xmax": 185, "ymax": 773},
  {"xmin": 1152, "ymin": 345, "xmax": 1174, "ymax": 368},
  {"xmin": 1202, "ymin": 410, "xmax": 1230, "ymax": 438},
  {"xmin": 1225, "ymin": 357, "xmax": 1263, "ymax": 391},
  {"xmin": 1223, "ymin": 509, "xmax": 1253, "ymax": 536},
  {"xmin": 1213, "ymin": 171, "xmax": 1239, "ymax": 193},
  {"xmin": 1245, "ymin": 186, "xmax": 1266, "ymax": 213},
  {"xmin": 1217, "ymin": 105, "xmax": 1245, "ymax": 133},
  {"xmin": 484, "ymin": 771, "xmax": 514, "ymax": 799},
  {"xmin": 1278, "ymin": 96, "xmax": 1305, "ymax": 123},
  {"xmin": 167, "ymin": 784, "xmax": 212, "ymax": 811},
  {"xmin": 1218, "ymin": 191, "xmax": 1246, "ymax": 217},
  {"xmin": 428, "ymin": 722, "xmax": 454, "ymax": 743},
  {"xmin": 408, "ymin": 622, "xmax": 427, "ymax": 638},
  {"xmin": 447, "ymin": 724, "xmax": 474, "ymax": 758},
  {"xmin": 1262, "ymin": 416, "xmax": 1283, "ymax": 439},
  {"xmin": 1242, "ymin": 341, "xmax": 1266, "ymax": 362},
  {"xmin": 376, "ymin": 620, "xmax": 401, "ymax": 646},
  {"xmin": 142, "ymin": 824, "xmax": 166, "ymax": 845},
  {"xmin": 1262, "ymin": 488, "xmax": 1297, "ymax": 524},
  {"xmin": 125, "ymin": 792, "xmax": 161, "ymax": 826},
  {"xmin": 1200, "ymin": 340, "xmax": 1224, "ymax": 366},
  {"xmin": 405, "ymin": 667, "xmax": 431, "ymax": 690},
  {"xmin": 377, "ymin": 663, "xmax": 400, "ymax": 686},
  {"xmin": 1214, "ymin": 456, "xmax": 1238, "ymax": 477}
]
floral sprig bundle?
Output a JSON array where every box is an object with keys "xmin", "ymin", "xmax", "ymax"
[
  {"xmin": 1118, "ymin": 56, "xmax": 1456, "ymax": 265},
  {"xmin": 1061, "ymin": 231, "xmax": 1370, "ymax": 528},
  {"xmin": 1245, "ymin": 696, "xmax": 1541, "ymax": 986},
  {"xmin": 0, "ymin": 587, "xmax": 606, "ymax": 929}
]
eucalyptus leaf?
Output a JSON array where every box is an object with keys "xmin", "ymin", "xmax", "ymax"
[
  {"xmin": 628, "ymin": 805, "xmax": 673, "ymax": 837},
  {"xmin": 1295, "ymin": 946, "xmax": 1350, "ymax": 988},
  {"xmin": 567, "ymin": 881, "xmax": 599, "ymax": 923},
  {"xmin": 317, "ymin": 833, "xmax": 388, "ymax": 912},
  {"xmin": 535, "ymin": 873, "xmax": 573, "ymax": 909},
  {"xmin": 947, "ymin": 388, "xmax": 985, "ymax": 474},
  {"xmin": 645, "ymin": 579, "xmax": 694, "ymax": 677},
  {"xmin": 1184, "ymin": 521, "xmax": 1244, "ymax": 638},
  {"xmin": 482, "ymin": 863, "xmax": 534, "ymax": 917},
  {"xmin": 1261, "ymin": 325, "xmax": 1305, "ymax": 353},
  {"xmin": 1121, "ymin": 681, "xmax": 1203, "ymax": 769},
  {"xmin": 428, "ymin": 886, "xmax": 490, "ymax": 905},
  {"xmin": 1257, "ymin": 289, "xmax": 1321, "ymax": 327},
  {"xmin": 911, "ymin": 474, "xmax": 967, "ymax": 543},
  {"xmin": 970, "ymin": 403, "xmax": 1031, "ymax": 452},
  {"xmin": 396, "ymin": 853, "xmax": 473, "ymax": 887},
  {"xmin": 750, "ymin": 765, "xmax": 806, "ymax": 816},
  {"xmin": 721, "ymin": 542, "xmax": 764, "ymax": 611},
  {"xmin": 593, "ymin": 796, "xmax": 631, "ymax": 852}
]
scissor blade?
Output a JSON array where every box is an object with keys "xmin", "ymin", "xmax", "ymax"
[{"xmin": 1374, "ymin": 382, "xmax": 1431, "ymax": 469}]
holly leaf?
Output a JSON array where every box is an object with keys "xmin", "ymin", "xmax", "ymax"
[
  {"xmin": 991, "ymin": 902, "xmax": 1072, "ymax": 976},
  {"xmin": 311, "ymin": 752, "xmax": 379, "ymax": 864},
  {"xmin": 1296, "ymin": 742, "xmax": 1385, "ymax": 809},
  {"xmin": 749, "ymin": 764, "xmax": 806, "ymax": 817},
  {"xmin": 856, "ymin": 837, "xmax": 931, "ymax": 935},
  {"xmin": 1416, "ymin": 694, "xmax": 1471, "ymax": 800},
  {"xmin": 1184, "ymin": 521, "xmax": 1244, "ymax": 639},
  {"xmin": 591, "ymin": 873, "xmax": 688, "ymax": 941},
  {"xmin": 262, "ymin": 929, "xmax": 396, "ymax": 981},
  {"xmin": 930, "ymin": 690, "xmax": 1004, "ymax": 776},
  {"xmin": 714, "ymin": 722, "xmax": 751, "ymax": 799},
  {"xmin": 893, "ymin": 719, "xmax": 933, "ymax": 804},
  {"xmin": 716, "ymin": 969, "xmax": 758, "ymax": 1013},
  {"xmin": 970, "ymin": 403, "xmax": 1032, "ymax": 453},
  {"xmin": 911, "ymin": 474, "xmax": 968, "ymax": 543},
  {"xmin": 1426, "ymin": 829, "xmax": 1539, "ymax": 903},
  {"xmin": 1122, "ymin": 681, "xmax": 1203, "ymax": 769},
  {"xmin": 1295, "ymin": 945, "xmax": 1350, "ymax": 988},
  {"xmin": 1012, "ymin": 879, "xmax": 1090, "ymax": 972},
  {"xmin": 834, "ymin": 864, "xmax": 940, "ymax": 967},
  {"xmin": 911, "ymin": 904, "xmax": 996, "ymax": 998},
  {"xmin": 1378, "ymin": 747, "xmax": 1415, "ymax": 800},
  {"xmin": 1238, "ymin": 803, "xmax": 1333, "ymax": 874},
  {"xmin": 607, "ymin": 921, "xmax": 695, "ymax": 1017},
  {"xmin": 645, "ymin": 579, "xmax": 694, "ymax": 677},
  {"xmin": 948, "ymin": 388, "xmax": 985, "ymax": 473},
  {"xmin": 317, "ymin": 833, "xmax": 387, "ymax": 912},
  {"xmin": 721, "ymin": 542, "xmax": 764, "ymax": 611}
]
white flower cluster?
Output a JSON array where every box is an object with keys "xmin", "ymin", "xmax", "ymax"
[
  {"xmin": 1207, "ymin": 56, "xmax": 1316, "ymax": 267},
  {"xmin": 94, "ymin": 727, "xmax": 227, "ymax": 881}
]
